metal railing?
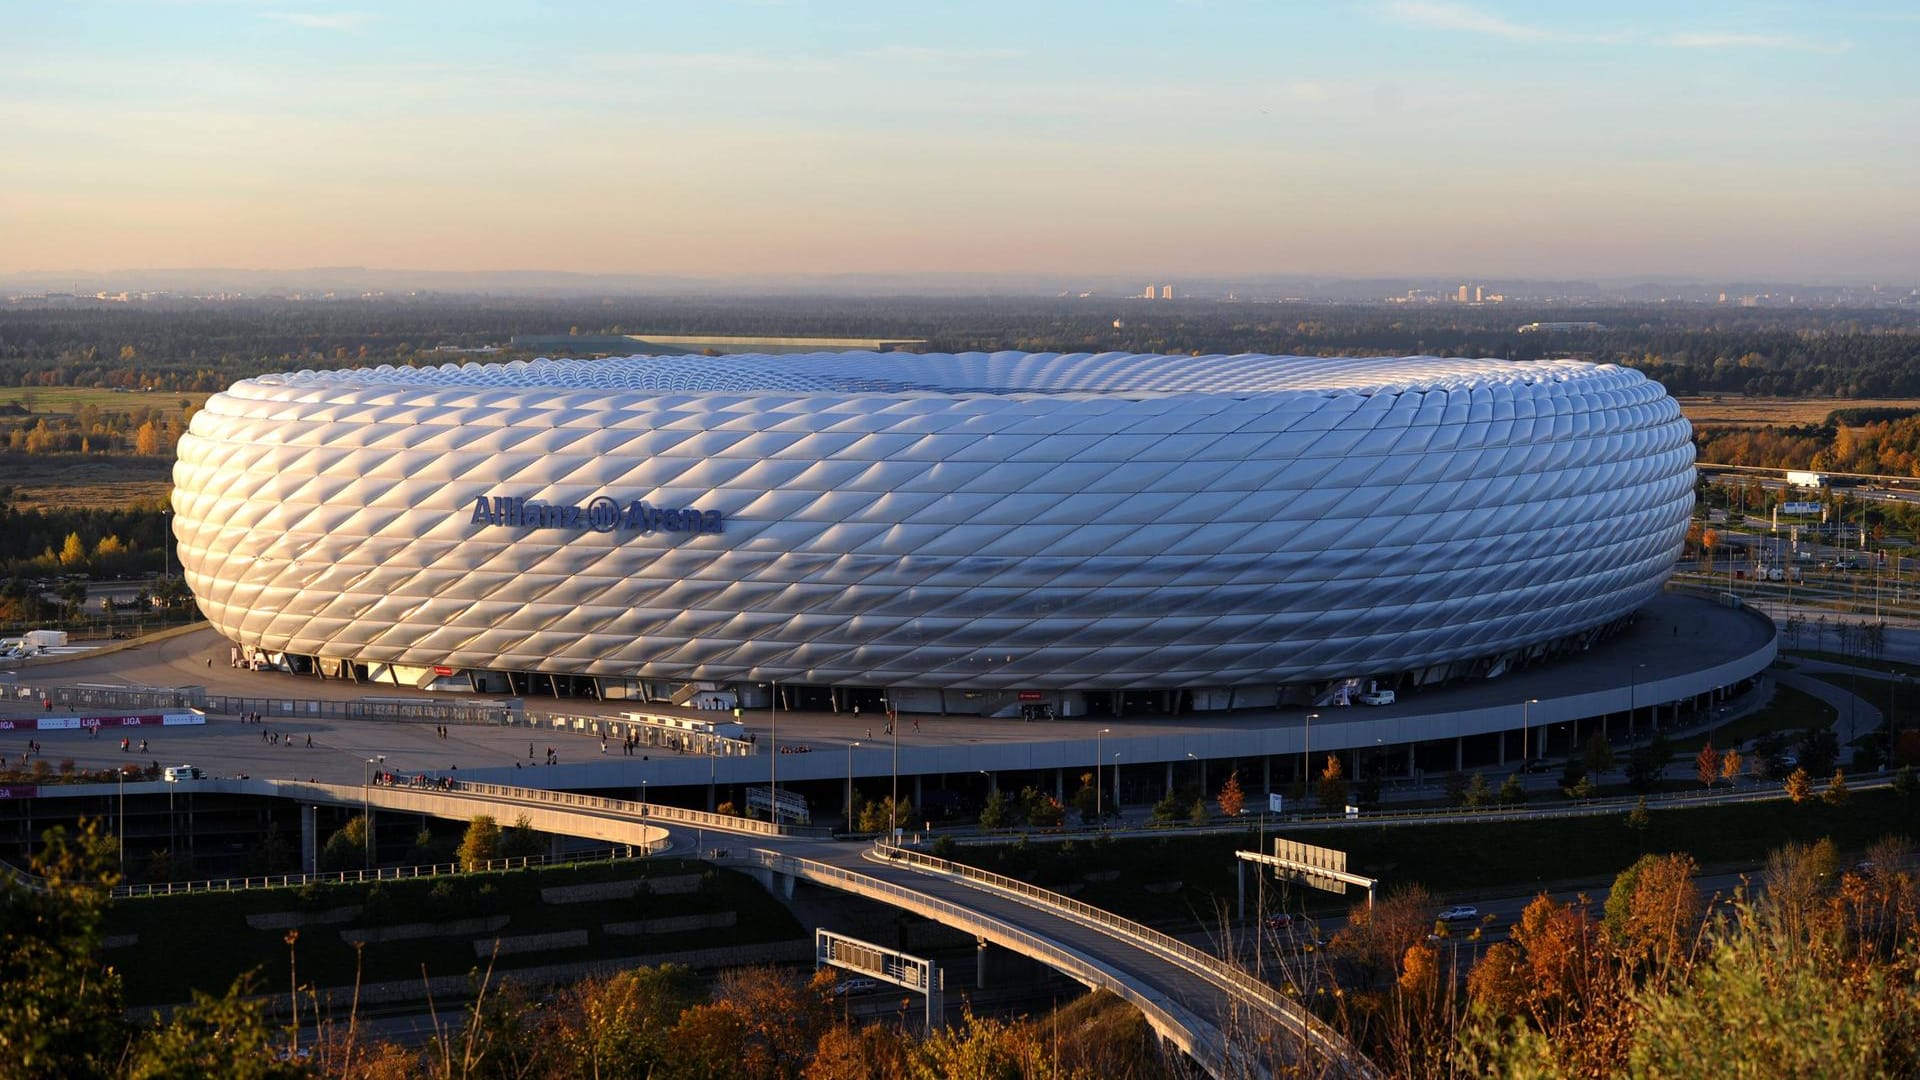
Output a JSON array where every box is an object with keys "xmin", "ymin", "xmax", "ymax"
[
  {"xmin": 2, "ymin": 846, "xmax": 644, "ymax": 899},
  {"xmin": 13, "ymin": 683, "xmax": 519, "ymax": 726},
  {"xmin": 723, "ymin": 847, "xmax": 1226, "ymax": 1076},
  {"xmin": 363, "ymin": 776, "xmax": 828, "ymax": 839},
  {"xmin": 868, "ymin": 843, "xmax": 1375, "ymax": 1079}
]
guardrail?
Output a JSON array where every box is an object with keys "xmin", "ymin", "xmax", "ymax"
[
  {"xmin": 868, "ymin": 843, "xmax": 1375, "ymax": 1080},
  {"xmin": 364, "ymin": 777, "xmax": 829, "ymax": 839},
  {"xmin": 1, "ymin": 847, "xmax": 642, "ymax": 899},
  {"xmin": 721, "ymin": 846, "xmax": 1230, "ymax": 1077}
]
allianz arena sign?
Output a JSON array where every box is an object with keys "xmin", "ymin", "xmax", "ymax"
[{"xmin": 469, "ymin": 495, "xmax": 724, "ymax": 536}]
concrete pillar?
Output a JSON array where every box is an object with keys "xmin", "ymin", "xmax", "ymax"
[
  {"xmin": 1407, "ymin": 742, "xmax": 1416, "ymax": 777},
  {"xmin": 1497, "ymin": 732, "xmax": 1506, "ymax": 767},
  {"xmin": 913, "ymin": 775, "xmax": 923, "ymax": 810},
  {"xmin": 1054, "ymin": 768, "xmax": 1064, "ymax": 801},
  {"xmin": 1455, "ymin": 737, "xmax": 1464, "ymax": 771},
  {"xmin": 300, "ymin": 804, "xmax": 318, "ymax": 875},
  {"xmin": 1165, "ymin": 761, "xmax": 1175, "ymax": 795},
  {"xmin": 1261, "ymin": 756, "xmax": 1271, "ymax": 797}
]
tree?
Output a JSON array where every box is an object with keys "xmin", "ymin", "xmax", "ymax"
[
  {"xmin": 1894, "ymin": 764, "xmax": 1918, "ymax": 802},
  {"xmin": 1822, "ymin": 769, "xmax": 1850, "ymax": 806},
  {"xmin": 1071, "ymin": 772, "xmax": 1099, "ymax": 824},
  {"xmin": 1498, "ymin": 773, "xmax": 1527, "ymax": 805},
  {"xmin": 499, "ymin": 813, "xmax": 544, "ymax": 858},
  {"xmin": 319, "ymin": 814, "xmax": 368, "ymax": 871},
  {"xmin": 458, "ymin": 814, "xmax": 502, "ymax": 870},
  {"xmin": 1187, "ymin": 797, "xmax": 1210, "ymax": 826},
  {"xmin": 545, "ymin": 966, "xmax": 700, "ymax": 1080},
  {"xmin": 1580, "ymin": 734, "xmax": 1615, "ymax": 779},
  {"xmin": 134, "ymin": 420, "xmax": 161, "ymax": 455},
  {"xmin": 1565, "ymin": 775, "xmax": 1596, "ymax": 800},
  {"xmin": 1215, "ymin": 770, "xmax": 1245, "ymax": 818},
  {"xmin": 1720, "ymin": 746, "xmax": 1744, "ymax": 786},
  {"xmin": 1798, "ymin": 727, "xmax": 1840, "ymax": 776},
  {"xmin": 1625, "ymin": 797, "xmax": 1652, "ymax": 840},
  {"xmin": 127, "ymin": 978, "xmax": 308, "ymax": 1080},
  {"xmin": 1315, "ymin": 753, "xmax": 1349, "ymax": 814},
  {"xmin": 979, "ymin": 789, "xmax": 1011, "ymax": 830},
  {"xmin": 1148, "ymin": 790, "xmax": 1182, "ymax": 824},
  {"xmin": 1463, "ymin": 772, "xmax": 1492, "ymax": 808},
  {"xmin": 1444, "ymin": 770, "xmax": 1469, "ymax": 806},
  {"xmin": 1783, "ymin": 767, "xmax": 1814, "ymax": 804},
  {"xmin": 57, "ymin": 531, "xmax": 87, "ymax": 568},
  {"xmin": 0, "ymin": 820, "xmax": 128, "ymax": 1079},
  {"xmin": 1696, "ymin": 743, "xmax": 1723, "ymax": 789}
]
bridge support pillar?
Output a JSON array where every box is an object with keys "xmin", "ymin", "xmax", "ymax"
[
  {"xmin": 300, "ymin": 804, "xmax": 318, "ymax": 875},
  {"xmin": 1165, "ymin": 761, "xmax": 1174, "ymax": 796},
  {"xmin": 1455, "ymin": 737, "xmax": 1463, "ymax": 771},
  {"xmin": 1054, "ymin": 768, "xmax": 1063, "ymax": 802},
  {"xmin": 913, "ymin": 775, "xmax": 922, "ymax": 812},
  {"xmin": 975, "ymin": 936, "xmax": 989, "ymax": 989},
  {"xmin": 1261, "ymin": 756, "xmax": 1270, "ymax": 797}
]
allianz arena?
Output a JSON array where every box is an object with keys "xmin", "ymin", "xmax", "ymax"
[{"xmin": 171, "ymin": 352, "xmax": 1693, "ymax": 715}]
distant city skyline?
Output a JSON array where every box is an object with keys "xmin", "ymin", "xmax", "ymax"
[{"xmin": 8, "ymin": 1, "xmax": 1918, "ymax": 280}]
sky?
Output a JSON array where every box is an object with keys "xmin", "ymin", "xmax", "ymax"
[{"xmin": 5, "ymin": 1, "xmax": 1918, "ymax": 282}]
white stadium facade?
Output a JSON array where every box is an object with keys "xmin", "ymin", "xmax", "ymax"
[{"xmin": 171, "ymin": 351, "xmax": 1695, "ymax": 717}]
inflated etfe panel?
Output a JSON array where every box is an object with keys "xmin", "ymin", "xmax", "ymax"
[{"xmin": 172, "ymin": 352, "xmax": 1694, "ymax": 689}]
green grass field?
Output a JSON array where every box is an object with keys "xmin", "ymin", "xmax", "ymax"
[
  {"xmin": 0, "ymin": 386, "xmax": 208, "ymax": 420},
  {"xmin": 1670, "ymin": 683, "xmax": 1835, "ymax": 753}
]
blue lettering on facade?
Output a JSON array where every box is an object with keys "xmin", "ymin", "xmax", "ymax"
[{"xmin": 469, "ymin": 495, "xmax": 724, "ymax": 537}]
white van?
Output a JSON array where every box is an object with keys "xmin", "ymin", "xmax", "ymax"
[
  {"xmin": 162, "ymin": 765, "xmax": 203, "ymax": 782},
  {"xmin": 1357, "ymin": 689, "xmax": 1396, "ymax": 706}
]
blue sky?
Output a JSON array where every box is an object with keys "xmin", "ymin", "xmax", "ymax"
[{"xmin": 5, "ymin": 1, "xmax": 1916, "ymax": 280}]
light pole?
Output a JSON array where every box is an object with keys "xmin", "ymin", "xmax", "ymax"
[
  {"xmin": 117, "ymin": 767, "xmax": 125, "ymax": 873},
  {"xmin": 1521, "ymin": 699, "xmax": 1538, "ymax": 764},
  {"xmin": 1302, "ymin": 713, "xmax": 1318, "ymax": 791},
  {"xmin": 161, "ymin": 508, "xmax": 171, "ymax": 582},
  {"xmin": 1111, "ymin": 752, "xmax": 1121, "ymax": 822},
  {"xmin": 1096, "ymin": 728, "xmax": 1110, "ymax": 823},
  {"xmin": 363, "ymin": 755, "xmax": 383, "ymax": 868},
  {"xmin": 846, "ymin": 740, "xmax": 860, "ymax": 827},
  {"xmin": 885, "ymin": 696, "xmax": 899, "ymax": 838},
  {"xmin": 767, "ymin": 680, "xmax": 777, "ymax": 824},
  {"xmin": 641, "ymin": 779, "xmax": 648, "ymax": 810}
]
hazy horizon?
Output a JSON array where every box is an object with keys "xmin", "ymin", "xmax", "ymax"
[{"xmin": 10, "ymin": 1, "xmax": 1919, "ymax": 281}]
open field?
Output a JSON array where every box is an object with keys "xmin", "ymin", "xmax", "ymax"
[
  {"xmin": 0, "ymin": 386, "xmax": 210, "ymax": 419},
  {"xmin": 1677, "ymin": 396, "xmax": 1920, "ymax": 429},
  {"xmin": 0, "ymin": 452, "xmax": 173, "ymax": 510}
]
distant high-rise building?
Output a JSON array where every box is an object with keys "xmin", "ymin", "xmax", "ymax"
[
  {"xmin": 1474, "ymin": 285, "xmax": 1484, "ymax": 303},
  {"xmin": 1144, "ymin": 284, "xmax": 1157, "ymax": 300},
  {"xmin": 1456, "ymin": 285, "xmax": 1471, "ymax": 303},
  {"xmin": 1161, "ymin": 285, "xmax": 1174, "ymax": 300}
]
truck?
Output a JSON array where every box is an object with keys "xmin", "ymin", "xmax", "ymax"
[
  {"xmin": 22, "ymin": 630, "xmax": 67, "ymax": 649},
  {"xmin": 1785, "ymin": 470, "xmax": 1828, "ymax": 489}
]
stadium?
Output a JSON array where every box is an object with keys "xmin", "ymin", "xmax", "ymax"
[{"xmin": 171, "ymin": 351, "xmax": 1695, "ymax": 717}]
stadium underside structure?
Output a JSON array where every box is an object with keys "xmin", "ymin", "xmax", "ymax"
[{"xmin": 172, "ymin": 352, "xmax": 1694, "ymax": 717}]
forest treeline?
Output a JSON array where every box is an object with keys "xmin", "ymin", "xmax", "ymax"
[{"xmin": 2, "ymin": 298, "xmax": 1917, "ymax": 397}]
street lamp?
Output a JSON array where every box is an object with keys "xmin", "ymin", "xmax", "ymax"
[
  {"xmin": 117, "ymin": 767, "xmax": 125, "ymax": 873},
  {"xmin": 1521, "ymin": 699, "xmax": 1538, "ymax": 764},
  {"xmin": 846, "ymin": 741, "xmax": 860, "ymax": 827},
  {"xmin": 363, "ymin": 755, "xmax": 384, "ymax": 868},
  {"xmin": 1302, "ymin": 713, "xmax": 1319, "ymax": 791},
  {"xmin": 766, "ymin": 680, "xmax": 778, "ymax": 825},
  {"xmin": 161, "ymin": 508, "xmax": 171, "ymax": 582},
  {"xmin": 1096, "ymin": 728, "xmax": 1110, "ymax": 823},
  {"xmin": 889, "ymin": 704, "xmax": 900, "ymax": 839}
]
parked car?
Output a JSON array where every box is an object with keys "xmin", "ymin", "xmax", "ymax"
[
  {"xmin": 1264, "ymin": 913, "xmax": 1295, "ymax": 931},
  {"xmin": 1436, "ymin": 905, "xmax": 1479, "ymax": 924},
  {"xmin": 1357, "ymin": 689, "xmax": 1396, "ymax": 706}
]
